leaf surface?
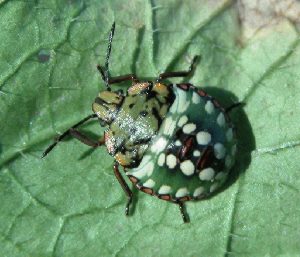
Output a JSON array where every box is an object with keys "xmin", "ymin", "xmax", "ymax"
[{"xmin": 1, "ymin": 1, "xmax": 300, "ymax": 256}]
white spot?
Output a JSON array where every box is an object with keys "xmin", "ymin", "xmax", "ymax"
[
  {"xmin": 163, "ymin": 117, "xmax": 174, "ymax": 133},
  {"xmin": 142, "ymin": 161, "xmax": 154, "ymax": 177},
  {"xmin": 151, "ymin": 137, "xmax": 167, "ymax": 152},
  {"xmin": 175, "ymin": 187, "xmax": 189, "ymax": 198},
  {"xmin": 163, "ymin": 117, "xmax": 176, "ymax": 136},
  {"xmin": 215, "ymin": 172, "xmax": 227, "ymax": 180},
  {"xmin": 169, "ymin": 85, "xmax": 180, "ymax": 114},
  {"xmin": 183, "ymin": 123, "xmax": 196, "ymax": 134},
  {"xmin": 166, "ymin": 154, "xmax": 177, "ymax": 169},
  {"xmin": 226, "ymin": 128, "xmax": 233, "ymax": 142},
  {"xmin": 178, "ymin": 115, "xmax": 188, "ymax": 127},
  {"xmin": 180, "ymin": 160, "xmax": 195, "ymax": 176},
  {"xmin": 205, "ymin": 100, "xmax": 214, "ymax": 114},
  {"xmin": 157, "ymin": 153, "xmax": 165, "ymax": 167},
  {"xmin": 217, "ymin": 113, "xmax": 225, "ymax": 127},
  {"xmin": 193, "ymin": 150, "xmax": 201, "ymax": 157},
  {"xmin": 225, "ymin": 155, "xmax": 233, "ymax": 168},
  {"xmin": 128, "ymin": 156, "xmax": 154, "ymax": 179},
  {"xmin": 193, "ymin": 187, "xmax": 205, "ymax": 198},
  {"xmin": 192, "ymin": 92, "xmax": 201, "ymax": 104},
  {"xmin": 143, "ymin": 179, "xmax": 155, "ymax": 188},
  {"xmin": 210, "ymin": 183, "xmax": 219, "ymax": 193},
  {"xmin": 177, "ymin": 89, "xmax": 189, "ymax": 112},
  {"xmin": 199, "ymin": 167, "xmax": 215, "ymax": 181},
  {"xmin": 214, "ymin": 143, "xmax": 226, "ymax": 159},
  {"xmin": 231, "ymin": 144, "xmax": 237, "ymax": 155},
  {"xmin": 158, "ymin": 185, "xmax": 172, "ymax": 195},
  {"xmin": 196, "ymin": 131, "xmax": 211, "ymax": 145},
  {"xmin": 175, "ymin": 140, "xmax": 182, "ymax": 146}
]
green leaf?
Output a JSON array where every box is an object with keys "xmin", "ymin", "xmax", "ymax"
[{"xmin": 1, "ymin": 1, "xmax": 300, "ymax": 256}]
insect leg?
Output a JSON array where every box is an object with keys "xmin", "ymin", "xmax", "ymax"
[
  {"xmin": 113, "ymin": 162, "xmax": 133, "ymax": 216},
  {"xmin": 42, "ymin": 114, "xmax": 98, "ymax": 158},
  {"xmin": 97, "ymin": 66, "xmax": 138, "ymax": 85},
  {"xmin": 97, "ymin": 23, "xmax": 139, "ymax": 88},
  {"xmin": 225, "ymin": 102, "xmax": 245, "ymax": 113},
  {"xmin": 69, "ymin": 129, "xmax": 104, "ymax": 147},
  {"xmin": 158, "ymin": 55, "xmax": 200, "ymax": 81},
  {"xmin": 177, "ymin": 201, "xmax": 190, "ymax": 223}
]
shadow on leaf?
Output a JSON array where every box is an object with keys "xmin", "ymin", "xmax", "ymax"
[{"xmin": 202, "ymin": 86, "xmax": 256, "ymax": 198}]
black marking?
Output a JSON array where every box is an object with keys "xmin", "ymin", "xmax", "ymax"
[
  {"xmin": 145, "ymin": 90, "xmax": 157, "ymax": 101},
  {"xmin": 151, "ymin": 107, "xmax": 162, "ymax": 127},
  {"xmin": 94, "ymin": 97, "xmax": 109, "ymax": 110},
  {"xmin": 129, "ymin": 127, "xmax": 137, "ymax": 134},
  {"xmin": 99, "ymin": 119, "xmax": 107, "ymax": 127},
  {"xmin": 166, "ymin": 86, "xmax": 176, "ymax": 105},
  {"xmin": 197, "ymin": 146, "xmax": 215, "ymax": 170},
  {"xmin": 139, "ymin": 111, "xmax": 148, "ymax": 117},
  {"xmin": 226, "ymin": 102, "xmax": 245, "ymax": 113},
  {"xmin": 177, "ymin": 83, "xmax": 191, "ymax": 91},
  {"xmin": 129, "ymin": 103, "xmax": 135, "ymax": 109},
  {"xmin": 116, "ymin": 89, "xmax": 124, "ymax": 95},
  {"xmin": 134, "ymin": 137, "xmax": 151, "ymax": 145},
  {"xmin": 175, "ymin": 128, "xmax": 183, "ymax": 139}
]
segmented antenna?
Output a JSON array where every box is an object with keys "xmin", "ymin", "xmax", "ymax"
[{"xmin": 103, "ymin": 22, "xmax": 115, "ymax": 90}]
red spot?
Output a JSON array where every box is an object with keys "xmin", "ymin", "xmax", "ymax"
[
  {"xmin": 158, "ymin": 194, "xmax": 171, "ymax": 201},
  {"xmin": 177, "ymin": 196, "xmax": 191, "ymax": 202},
  {"xmin": 197, "ymin": 146, "xmax": 214, "ymax": 170},
  {"xmin": 179, "ymin": 136, "xmax": 195, "ymax": 160},
  {"xmin": 177, "ymin": 84, "xmax": 190, "ymax": 91},
  {"xmin": 141, "ymin": 187, "xmax": 154, "ymax": 195},
  {"xmin": 128, "ymin": 175, "xmax": 139, "ymax": 184},
  {"xmin": 198, "ymin": 89, "xmax": 206, "ymax": 97}
]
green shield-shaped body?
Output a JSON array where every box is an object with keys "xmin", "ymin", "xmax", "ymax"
[{"xmin": 126, "ymin": 84, "xmax": 237, "ymax": 201}]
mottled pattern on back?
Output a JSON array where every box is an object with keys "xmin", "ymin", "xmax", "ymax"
[
  {"xmin": 104, "ymin": 82, "xmax": 174, "ymax": 168},
  {"xmin": 126, "ymin": 84, "xmax": 237, "ymax": 201}
]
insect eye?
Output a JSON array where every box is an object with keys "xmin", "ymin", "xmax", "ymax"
[
  {"xmin": 99, "ymin": 119, "xmax": 107, "ymax": 127},
  {"xmin": 116, "ymin": 89, "xmax": 124, "ymax": 95},
  {"xmin": 139, "ymin": 111, "xmax": 148, "ymax": 117}
]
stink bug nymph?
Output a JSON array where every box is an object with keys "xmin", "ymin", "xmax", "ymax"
[{"xmin": 42, "ymin": 22, "xmax": 238, "ymax": 223}]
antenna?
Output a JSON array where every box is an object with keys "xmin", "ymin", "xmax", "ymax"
[{"xmin": 97, "ymin": 22, "xmax": 116, "ymax": 90}]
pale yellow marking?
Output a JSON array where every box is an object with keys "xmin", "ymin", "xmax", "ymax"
[
  {"xmin": 183, "ymin": 123, "xmax": 196, "ymax": 134},
  {"xmin": 196, "ymin": 131, "xmax": 211, "ymax": 145},
  {"xmin": 158, "ymin": 185, "xmax": 172, "ymax": 194},
  {"xmin": 175, "ymin": 188, "xmax": 189, "ymax": 198},
  {"xmin": 180, "ymin": 160, "xmax": 195, "ymax": 176},
  {"xmin": 217, "ymin": 113, "xmax": 225, "ymax": 127},
  {"xmin": 166, "ymin": 154, "xmax": 177, "ymax": 169},
  {"xmin": 205, "ymin": 100, "xmax": 214, "ymax": 114},
  {"xmin": 199, "ymin": 167, "xmax": 215, "ymax": 181},
  {"xmin": 143, "ymin": 179, "xmax": 156, "ymax": 188},
  {"xmin": 214, "ymin": 143, "xmax": 226, "ymax": 159},
  {"xmin": 193, "ymin": 187, "xmax": 205, "ymax": 197},
  {"xmin": 157, "ymin": 153, "xmax": 166, "ymax": 167}
]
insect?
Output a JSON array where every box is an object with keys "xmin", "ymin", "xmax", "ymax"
[{"xmin": 42, "ymin": 22, "xmax": 238, "ymax": 223}]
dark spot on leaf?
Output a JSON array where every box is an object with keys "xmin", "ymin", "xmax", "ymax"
[{"xmin": 38, "ymin": 49, "xmax": 51, "ymax": 63}]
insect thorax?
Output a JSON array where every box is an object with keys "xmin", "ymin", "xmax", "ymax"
[{"xmin": 100, "ymin": 82, "xmax": 174, "ymax": 168}]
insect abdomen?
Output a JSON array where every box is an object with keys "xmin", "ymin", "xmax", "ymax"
[{"xmin": 127, "ymin": 84, "xmax": 237, "ymax": 201}]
